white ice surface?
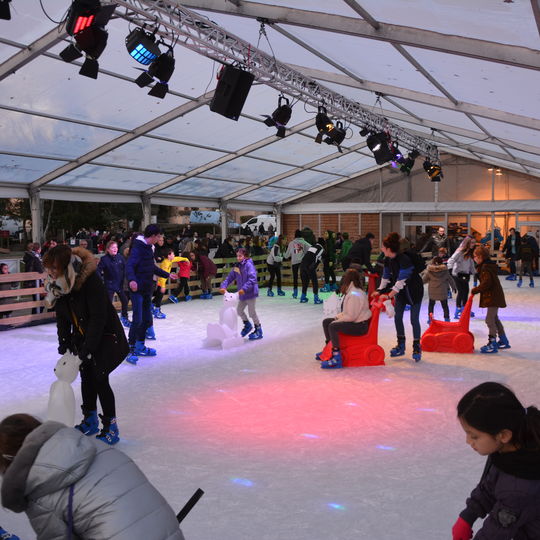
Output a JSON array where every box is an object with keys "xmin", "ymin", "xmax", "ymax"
[{"xmin": 1, "ymin": 280, "xmax": 539, "ymax": 540}]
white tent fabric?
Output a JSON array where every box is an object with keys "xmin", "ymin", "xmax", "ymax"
[{"xmin": 0, "ymin": 0, "xmax": 539, "ymax": 209}]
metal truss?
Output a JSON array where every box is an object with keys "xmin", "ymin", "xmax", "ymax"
[{"xmin": 112, "ymin": 0, "xmax": 439, "ymax": 161}]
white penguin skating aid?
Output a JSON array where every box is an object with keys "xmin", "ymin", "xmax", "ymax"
[
  {"xmin": 204, "ymin": 292, "xmax": 245, "ymax": 349},
  {"xmin": 47, "ymin": 352, "xmax": 81, "ymax": 426}
]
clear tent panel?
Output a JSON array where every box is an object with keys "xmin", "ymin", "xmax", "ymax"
[
  {"xmin": 0, "ymin": 0, "xmax": 67, "ymax": 45},
  {"xmin": 0, "ymin": 109, "xmax": 121, "ymax": 160},
  {"xmin": 95, "ymin": 137, "xmax": 227, "ymax": 174},
  {"xmin": 272, "ymin": 170, "xmax": 341, "ymax": 190},
  {"xmin": 0, "ymin": 43, "xmax": 19, "ymax": 63},
  {"xmin": 319, "ymin": 82, "xmax": 403, "ymax": 113},
  {"xmin": 354, "ymin": 0, "xmax": 539, "ymax": 48},
  {"xmin": 236, "ymin": 185, "xmax": 299, "ymax": 202},
  {"xmin": 49, "ymin": 164, "xmax": 175, "ymax": 191},
  {"xmin": 314, "ymin": 153, "xmax": 378, "ymax": 176},
  {"xmin": 148, "ymin": 110, "xmax": 273, "ymax": 153},
  {"xmin": 201, "ymin": 156, "xmax": 296, "ymax": 183},
  {"xmin": 474, "ymin": 119, "xmax": 540, "ymax": 154},
  {"xmin": 161, "ymin": 177, "xmax": 255, "ymax": 197},
  {"xmin": 0, "ymin": 55, "xmax": 189, "ymax": 130},
  {"xmin": 0, "ymin": 155, "xmax": 68, "ymax": 184},
  {"xmin": 235, "ymin": 0, "xmax": 361, "ymax": 17},
  {"xmin": 279, "ymin": 24, "xmax": 444, "ymax": 95},
  {"xmin": 404, "ymin": 47, "xmax": 540, "ymax": 118}
]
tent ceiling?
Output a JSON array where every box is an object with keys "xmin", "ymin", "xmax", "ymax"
[{"xmin": 0, "ymin": 0, "xmax": 539, "ymax": 209}]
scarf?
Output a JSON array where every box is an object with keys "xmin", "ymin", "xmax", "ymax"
[{"xmin": 44, "ymin": 255, "xmax": 82, "ymax": 308}]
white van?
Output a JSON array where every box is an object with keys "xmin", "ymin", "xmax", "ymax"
[{"xmin": 243, "ymin": 215, "xmax": 277, "ymax": 235}]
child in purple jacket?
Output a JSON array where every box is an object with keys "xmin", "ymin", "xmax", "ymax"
[
  {"xmin": 220, "ymin": 248, "xmax": 262, "ymax": 340},
  {"xmin": 453, "ymin": 382, "xmax": 540, "ymax": 540}
]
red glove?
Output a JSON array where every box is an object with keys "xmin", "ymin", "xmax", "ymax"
[{"xmin": 452, "ymin": 517, "xmax": 473, "ymax": 540}]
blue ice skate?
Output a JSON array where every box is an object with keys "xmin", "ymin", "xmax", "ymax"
[
  {"xmin": 74, "ymin": 408, "xmax": 99, "ymax": 435},
  {"xmin": 96, "ymin": 415, "xmax": 119, "ymax": 445}
]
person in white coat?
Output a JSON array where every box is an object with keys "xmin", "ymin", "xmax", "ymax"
[
  {"xmin": 0, "ymin": 414, "xmax": 185, "ymax": 540},
  {"xmin": 320, "ymin": 269, "xmax": 372, "ymax": 369},
  {"xmin": 284, "ymin": 230, "xmax": 311, "ymax": 299},
  {"xmin": 447, "ymin": 236, "xmax": 476, "ymax": 319}
]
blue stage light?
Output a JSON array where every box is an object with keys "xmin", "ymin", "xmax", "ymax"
[{"xmin": 126, "ymin": 28, "xmax": 161, "ymax": 65}]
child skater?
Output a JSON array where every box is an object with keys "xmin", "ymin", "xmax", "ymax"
[
  {"xmin": 152, "ymin": 248, "xmax": 190, "ymax": 316},
  {"xmin": 220, "ymin": 247, "xmax": 262, "ymax": 340},
  {"xmin": 471, "ymin": 246, "xmax": 510, "ymax": 353},
  {"xmin": 422, "ymin": 256, "xmax": 456, "ymax": 323},
  {"xmin": 452, "ymin": 382, "xmax": 540, "ymax": 540},
  {"xmin": 517, "ymin": 236, "xmax": 535, "ymax": 288},
  {"xmin": 170, "ymin": 250, "xmax": 193, "ymax": 302}
]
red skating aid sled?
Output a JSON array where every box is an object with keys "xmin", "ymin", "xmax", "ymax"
[
  {"xmin": 318, "ymin": 298, "xmax": 386, "ymax": 367},
  {"xmin": 420, "ymin": 295, "xmax": 475, "ymax": 353}
]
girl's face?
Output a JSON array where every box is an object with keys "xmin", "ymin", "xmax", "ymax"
[
  {"xmin": 473, "ymin": 253, "xmax": 482, "ymax": 265},
  {"xmin": 1, "ymin": 265, "xmax": 8, "ymax": 274},
  {"xmin": 381, "ymin": 245, "xmax": 396, "ymax": 258},
  {"xmin": 189, "ymin": 252, "xmax": 196, "ymax": 262},
  {"xmin": 45, "ymin": 264, "xmax": 61, "ymax": 280},
  {"xmin": 167, "ymin": 252, "xmax": 175, "ymax": 260},
  {"xmin": 236, "ymin": 252, "xmax": 246, "ymax": 262},
  {"xmin": 459, "ymin": 417, "xmax": 507, "ymax": 456},
  {"xmin": 107, "ymin": 244, "xmax": 118, "ymax": 256}
]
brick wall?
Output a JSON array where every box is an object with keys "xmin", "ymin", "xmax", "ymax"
[
  {"xmin": 340, "ymin": 214, "xmax": 360, "ymax": 239},
  {"xmin": 361, "ymin": 213, "xmax": 380, "ymax": 247},
  {"xmin": 300, "ymin": 214, "xmax": 319, "ymax": 236},
  {"xmin": 320, "ymin": 214, "xmax": 339, "ymax": 236},
  {"xmin": 282, "ymin": 214, "xmax": 300, "ymax": 240}
]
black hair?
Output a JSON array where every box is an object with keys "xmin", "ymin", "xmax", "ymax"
[
  {"xmin": 236, "ymin": 247, "xmax": 250, "ymax": 257},
  {"xmin": 294, "ymin": 229, "xmax": 302, "ymax": 238},
  {"xmin": 382, "ymin": 232, "xmax": 400, "ymax": 254},
  {"xmin": 0, "ymin": 263, "xmax": 8, "ymax": 273},
  {"xmin": 143, "ymin": 224, "xmax": 162, "ymax": 238},
  {"xmin": 365, "ymin": 232, "xmax": 375, "ymax": 240},
  {"xmin": 457, "ymin": 382, "xmax": 540, "ymax": 450},
  {"xmin": 166, "ymin": 248, "xmax": 175, "ymax": 256}
]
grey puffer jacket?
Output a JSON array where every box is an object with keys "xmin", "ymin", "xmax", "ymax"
[
  {"xmin": 1, "ymin": 422, "xmax": 185, "ymax": 540},
  {"xmin": 421, "ymin": 263, "xmax": 455, "ymax": 301}
]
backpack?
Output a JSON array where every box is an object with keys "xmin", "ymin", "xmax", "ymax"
[{"xmin": 403, "ymin": 249, "xmax": 426, "ymax": 274}]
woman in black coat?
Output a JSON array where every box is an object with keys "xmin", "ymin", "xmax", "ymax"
[{"xmin": 43, "ymin": 245, "xmax": 129, "ymax": 445}]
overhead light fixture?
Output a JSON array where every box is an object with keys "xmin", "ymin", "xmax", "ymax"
[
  {"xmin": 0, "ymin": 0, "xmax": 11, "ymax": 20},
  {"xmin": 366, "ymin": 132, "xmax": 394, "ymax": 164},
  {"xmin": 126, "ymin": 27, "xmax": 161, "ymax": 65},
  {"xmin": 324, "ymin": 120, "xmax": 346, "ymax": 152},
  {"xmin": 390, "ymin": 142, "xmax": 406, "ymax": 168},
  {"xmin": 314, "ymin": 105, "xmax": 334, "ymax": 144},
  {"xmin": 135, "ymin": 48, "xmax": 175, "ymax": 98},
  {"xmin": 263, "ymin": 95, "xmax": 292, "ymax": 138},
  {"xmin": 359, "ymin": 127, "xmax": 369, "ymax": 137},
  {"xmin": 423, "ymin": 159, "xmax": 443, "ymax": 182},
  {"xmin": 495, "ymin": 168, "xmax": 503, "ymax": 176},
  {"xmin": 487, "ymin": 165, "xmax": 494, "ymax": 171},
  {"xmin": 399, "ymin": 150, "xmax": 419, "ymax": 175},
  {"xmin": 60, "ymin": 2, "xmax": 115, "ymax": 79}
]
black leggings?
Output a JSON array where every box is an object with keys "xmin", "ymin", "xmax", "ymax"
[
  {"xmin": 80, "ymin": 363, "xmax": 115, "ymax": 418},
  {"xmin": 323, "ymin": 259, "xmax": 336, "ymax": 285},
  {"xmin": 267, "ymin": 264, "xmax": 282, "ymax": 290},
  {"xmin": 175, "ymin": 276, "xmax": 190, "ymax": 296},
  {"xmin": 454, "ymin": 273, "xmax": 470, "ymax": 308},
  {"xmin": 107, "ymin": 289, "xmax": 129, "ymax": 318},
  {"xmin": 153, "ymin": 288, "xmax": 164, "ymax": 308},
  {"xmin": 301, "ymin": 266, "xmax": 319, "ymax": 295},
  {"xmin": 322, "ymin": 318, "xmax": 369, "ymax": 348},
  {"xmin": 428, "ymin": 299, "xmax": 449, "ymax": 320},
  {"xmin": 292, "ymin": 263, "xmax": 300, "ymax": 289}
]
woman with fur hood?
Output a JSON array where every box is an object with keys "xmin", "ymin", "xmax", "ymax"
[
  {"xmin": 43, "ymin": 245, "xmax": 129, "ymax": 445},
  {"xmin": 0, "ymin": 414, "xmax": 185, "ymax": 539},
  {"xmin": 422, "ymin": 256, "xmax": 456, "ymax": 323}
]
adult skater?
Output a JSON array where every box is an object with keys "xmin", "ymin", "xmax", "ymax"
[
  {"xmin": 344, "ymin": 233, "xmax": 375, "ymax": 275},
  {"xmin": 371, "ymin": 232, "xmax": 424, "ymax": 362},
  {"xmin": 320, "ymin": 230, "xmax": 337, "ymax": 292},
  {"xmin": 0, "ymin": 414, "xmax": 185, "ymax": 539},
  {"xmin": 266, "ymin": 234, "xmax": 286, "ymax": 297},
  {"xmin": 97, "ymin": 240, "xmax": 130, "ymax": 328},
  {"xmin": 471, "ymin": 246, "xmax": 510, "ymax": 353},
  {"xmin": 502, "ymin": 227, "xmax": 521, "ymax": 281},
  {"xmin": 452, "ymin": 382, "xmax": 540, "ymax": 540},
  {"xmin": 319, "ymin": 269, "xmax": 371, "ymax": 369},
  {"xmin": 420, "ymin": 226, "xmax": 449, "ymax": 257},
  {"xmin": 299, "ymin": 239, "xmax": 324, "ymax": 304},
  {"xmin": 517, "ymin": 235, "xmax": 535, "ymax": 287},
  {"xmin": 447, "ymin": 236, "xmax": 476, "ymax": 319},
  {"xmin": 43, "ymin": 245, "xmax": 129, "ymax": 444},
  {"xmin": 284, "ymin": 229, "xmax": 311, "ymax": 299},
  {"xmin": 125, "ymin": 225, "xmax": 178, "ymax": 365},
  {"xmin": 220, "ymin": 247, "xmax": 262, "ymax": 340}
]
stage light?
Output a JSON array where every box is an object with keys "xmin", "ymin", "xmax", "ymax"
[
  {"xmin": 314, "ymin": 106, "xmax": 334, "ymax": 144},
  {"xmin": 366, "ymin": 132, "xmax": 394, "ymax": 164},
  {"xmin": 59, "ymin": 44, "xmax": 83, "ymax": 63},
  {"xmin": 0, "ymin": 0, "xmax": 11, "ymax": 20},
  {"xmin": 263, "ymin": 96, "xmax": 292, "ymax": 138},
  {"xmin": 359, "ymin": 127, "xmax": 369, "ymax": 137},
  {"xmin": 65, "ymin": 0, "xmax": 100, "ymax": 36},
  {"xmin": 324, "ymin": 120, "xmax": 346, "ymax": 152},
  {"xmin": 126, "ymin": 28, "xmax": 161, "ymax": 65},
  {"xmin": 135, "ymin": 48, "xmax": 175, "ymax": 98},
  {"xmin": 399, "ymin": 150, "xmax": 419, "ymax": 175},
  {"xmin": 390, "ymin": 142, "xmax": 406, "ymax": 168},
  {"xmin": 423, "ymin": 159, "xmax": 443, "ymax": 182}
]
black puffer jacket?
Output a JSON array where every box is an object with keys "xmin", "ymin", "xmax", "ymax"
[
  {"xmin": 460, "ymin": 449, "xmax": 540, "ymax": 539},
  {"xmin": 55, "ymin": 248, "xmax": 129, "ymax": 374},
  {"xmin": 379, "ymin": 253, "xmax": 424, "ymax": 305}
]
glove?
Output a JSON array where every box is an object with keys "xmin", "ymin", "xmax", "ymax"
[
  {"xmin": 78, "ymin": 348, "xmax": 92, "ymax": 362},
  {"xmin": 452, "ymin": 517, "xmax": 473, "ymax": 540}
]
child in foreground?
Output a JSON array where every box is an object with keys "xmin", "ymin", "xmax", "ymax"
[{"xmin": 453, "ymin": 382, "xmax": 540, "ymax": 539}]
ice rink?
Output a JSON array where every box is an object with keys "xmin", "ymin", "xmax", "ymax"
[{"xmin": 1, "ymin": 280, "xmax": 539, "ymax": 540}]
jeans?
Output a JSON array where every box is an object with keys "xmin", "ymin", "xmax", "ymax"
[
  {"xmin": 107, "ymin": 289, "xmax": 129, "ymax": 318},
  {"xmin": 394, "ymin": 296, "xmax": 421, "ymax": 340},
  {"xmin": 128, "ymin": 292, "xmax": 153, "ymax": 345},
  {"xmin": 322, "ymin": 318, "xmax": 369, "ymax": 348}
]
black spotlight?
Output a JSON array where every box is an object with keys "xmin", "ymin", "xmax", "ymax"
[
  {"xmin": 126, "ymin": 27, "xmax": 161, "ymax": 65},
  {"xmin": 314, "ymin": 105, "xmax": 334, "ymax": 144},
  {"xmin": 0, "ymin": 0, "xmax": 11, "ymax": 20},
  {"xmin": 263, "ymin": 96, "xmax": 292, "ymax": 138},
  {"xmin": 135, "ymin": 48, "xmax": 175, "ymax": 99},
  {"xmin": 390, "ymin": 142, "xmax": 406, "ymax": 169},
  {"xmin": 324, "ymin": 120, "xmax": 346, "ymax": 152},
  {"xmin": 400, "ymin": 150, "xmax": 419, "ymax": 175},
  {"xmin": 65, "ymin": 0, "xmax": 100, "ymax": 35},
  {"xmin": 423, "ymin": 159, "xmax": 443, "ymax": 182},
  {"xmin": 359, "ymin": 126, "xmax": 369, "ymax": 137},
  {"xmin": 366, "ymin": 132, "xmax": 394, "ymax": 165}
]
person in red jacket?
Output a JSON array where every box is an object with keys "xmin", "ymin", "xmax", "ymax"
[
  {"xmin": 190, "ymin": 251, "xmax": 217, "ymax": 299},
  {"xmin": 170, "ymin": 250, "xmax": 193, "ymax": 302}
]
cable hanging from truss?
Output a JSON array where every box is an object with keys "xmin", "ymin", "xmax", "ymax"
[{"xmin": 112, "ymin": 0, "xmax": 439, "ymax": 161}]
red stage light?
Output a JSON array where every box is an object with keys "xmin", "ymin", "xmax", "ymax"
[{"xmin": 73, "ymin": 14, "xmax": 95, "ymax": 35}]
